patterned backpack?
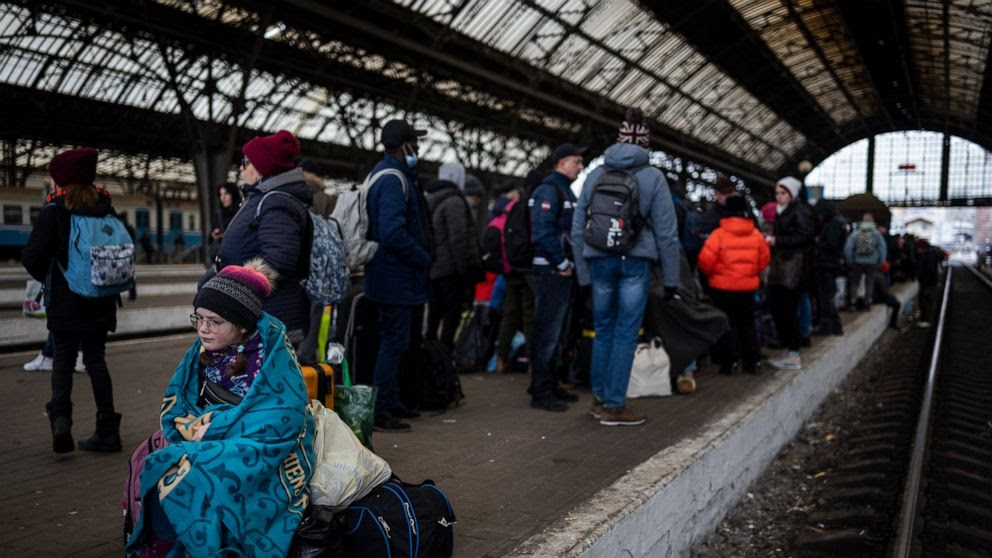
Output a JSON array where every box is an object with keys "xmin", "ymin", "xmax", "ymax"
[{"xmin": 60, "ymin": 213, "xmax": 135, "ymax": 298}]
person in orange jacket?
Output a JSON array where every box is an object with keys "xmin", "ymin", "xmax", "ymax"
[{"xmin": 698, "ymin": 195, "xmax": 771, "ymax": 375}]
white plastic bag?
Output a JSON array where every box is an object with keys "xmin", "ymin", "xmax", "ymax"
[
  {"xmin": 22, "ymin": 279, "xmax": 45, "ymax": 318},
  {"xmin": 626, "ymin": 337, "xmax": 671, "ymax": 398},
  {"xmin": 308, "ymin": 400, "xmax": 391, "ymax": 510}
]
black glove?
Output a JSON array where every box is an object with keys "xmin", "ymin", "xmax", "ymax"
[{"xmin": 663, "ymin": 286, "xmax": 678, "ymax": 301}]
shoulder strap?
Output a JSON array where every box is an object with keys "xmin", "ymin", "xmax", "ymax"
[
  {"xmin": 366, "ymin": 168, "xmax": 409, "ymax": 200},
  {"xmin": 250, "ymin": 190, "xmax": 306, "ymax": 229}
]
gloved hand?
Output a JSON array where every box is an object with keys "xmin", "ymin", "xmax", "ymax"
[{"xmin": 663, "ymin": 286, "xmax": 678, "ymax": 301}]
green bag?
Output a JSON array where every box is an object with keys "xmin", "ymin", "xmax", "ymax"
[{"xmin": 333, "ymin": 359, "xmax": 377, "ymax": 450}]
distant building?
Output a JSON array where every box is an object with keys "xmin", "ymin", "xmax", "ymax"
[{"xmin": 905, "ymin": 217, "xmax": 934, "ymax": 240}]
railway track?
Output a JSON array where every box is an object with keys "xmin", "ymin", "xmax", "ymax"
[{"xmin": 796, "ymin": 266, "xmax": 992, "ymax": 557}]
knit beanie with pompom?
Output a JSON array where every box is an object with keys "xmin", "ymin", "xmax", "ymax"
[
  {"xmin": 618, "ymin": 107, "xmax": 650, "ymax": 147},
  {"xmin": 193, "ymin": 258, "xmax": 278, "ymax": 329}
]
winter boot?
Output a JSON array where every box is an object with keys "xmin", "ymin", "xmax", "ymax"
[
  {"xmin": 77, "ymin": 412, "xmax": 122, "ymax": 452},
  {"xmin": 46, "ymin": 401, "xmax": 74, "ymax": 454}
]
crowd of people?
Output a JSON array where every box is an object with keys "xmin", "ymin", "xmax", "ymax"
[{"xmin": 19, "ymin": 104, "xmax": 946, "ymax": 557}]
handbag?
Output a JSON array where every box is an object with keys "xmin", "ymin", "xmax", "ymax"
[
  {"xmin": 197, "ymin": 365, "xmax": 244, "ymax": 407},
  {"xmin": 627, "ymin": 337, "xmax": 672, "ymax": 398},
  {"xmin": 768, "ymin": 252, "xmax": 802, "ymax": 289}
]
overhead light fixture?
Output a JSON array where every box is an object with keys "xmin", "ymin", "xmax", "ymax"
[{"xmin": 264, "ymin": 23, "xmax": 286, "ymax": 39}]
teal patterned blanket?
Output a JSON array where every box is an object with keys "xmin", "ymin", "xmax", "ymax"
[{"xmin": 126, "ymin": 313, "xmax": 315, "ymax": 557}]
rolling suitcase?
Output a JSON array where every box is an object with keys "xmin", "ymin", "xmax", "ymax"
[{"xmin": 301, "ymin": 363, "xmax": 335, "ymax": 408}]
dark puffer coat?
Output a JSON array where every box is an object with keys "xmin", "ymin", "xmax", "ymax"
[
  {"xmin": 214, "ymin": 167, "xmax": 312, "ymax": 334},
  {"xmin": 426, "ymin": 179, "xmax": 481, "ymax": 280},
  {"xmin": 813, "ymin": 200, "xmax": 848, "ymax": 272},
  {"xmin": 22, "ymin": 196, "xmax": 118, "ymax": 333},
  {"xmin": 772, "ymin": 200, "xmax": 816, "ymax": 289}
]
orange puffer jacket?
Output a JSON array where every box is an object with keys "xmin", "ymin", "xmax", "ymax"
[{"xmin": 698, "ymin": 217, "xmax": 771, "ymax": 291}]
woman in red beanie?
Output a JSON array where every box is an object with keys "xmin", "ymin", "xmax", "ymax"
[
  {"xmin": 22, "ymin": 147, "xmax": 124, "ymax": 453},
  {"xmin": 210, "ymin": 130, "xmax": 314, "ymax": 345}
]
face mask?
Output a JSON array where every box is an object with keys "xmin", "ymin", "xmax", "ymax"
[{"xmin": 403, "ymin": 144, "xmax": 418, "ymax": 167}]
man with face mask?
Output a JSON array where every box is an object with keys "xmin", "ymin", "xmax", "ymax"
[{"xmin": 365, "ymin": 119, "xmax": 433, "ymax": 432}]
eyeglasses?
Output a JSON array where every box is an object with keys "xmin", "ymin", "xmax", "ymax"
[
  {"xmin": 190, "ymin": 313, "xmax": 228, "ymax": 333},
  {"xmin": 240, "ymin": 156, "xmax": 250, "ymax": 169}
]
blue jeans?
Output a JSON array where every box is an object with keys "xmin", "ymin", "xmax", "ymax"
[
  {"xmin": 589, "ymin": 256, "xmax": 651, "ymax": 409},
  {"xmin": 527, "ymin": 266, "xmax": 574, "ymax": 400},
  {"xmin": 373, "ymin": 302, "xmax": 414, "ymax": 419},
  {"xmin": 797, "ymin": 291, "xmax": 812, "ymax": 339}
]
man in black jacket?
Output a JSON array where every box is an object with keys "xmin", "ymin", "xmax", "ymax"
[{"xmin": 812, "ymin": 200, "xmax": 847, "ymax": 336}]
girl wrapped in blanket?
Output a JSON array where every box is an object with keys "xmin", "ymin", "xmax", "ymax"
[{"xmin": 126, "ymin": 259, "xmax": 315, "ymax": 558}]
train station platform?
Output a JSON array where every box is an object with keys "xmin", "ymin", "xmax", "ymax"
[{"xmin": 0, "ymin": 282, "xmax": 915, "ymax": 558}]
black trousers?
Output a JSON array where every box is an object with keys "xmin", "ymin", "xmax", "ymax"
[
  {"xmin": 815, "ymin": 270, "xmax": 842, "ymax": 334},
  {"xmin": 769, "ymin": 285, "xmax": 802, "ymax": 352},
  {"xmin": 710, "ymin": 289, "xmax": 759, "ymax": 368},
  {"xmin": 428, "ymin": 274, "xmax": 468, "ymax": 350},
  {"xmin": 50, "ymin": 330, "xmax": 115, "ymax": 416}
]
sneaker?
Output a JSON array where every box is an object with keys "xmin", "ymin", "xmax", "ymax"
[
  {"xmin": 23, "ymin": 352, "xmax": 53, "ymax": 372},
  {"xmin": 599, "ymin": 406, "xmax": 647, "ymax": 427},
  {"xmin": 373, "ymin": 416, "xmax": 411, "ymax": 432},
  {"xmin": 74, "ymin": 351, "xmax": 85, "ymax": 374},
  {"xmin": 769, "ymin": 353, "xmax": 801, "ymax": 370},
  {"xmin": 916, "ymin": 321, "xmax": 932, "ymax": 329},
  {"xmin": 676, "ymin": 372, "xmax": 696, "ymax": 394},
  {"xmin": 553, "ymin": 387, "xmax": 579, "ymax": 403},
  {"xmin": 530, "ymin": 397, "xmax": 568, "ymax": 412},
  {"xmin": 589, "ymin": 400, "xmax": 604, "ymax": 419}
]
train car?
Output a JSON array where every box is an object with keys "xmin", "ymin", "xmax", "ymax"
[{"xmin": 0, "ymin": 183, "xmax": 204, "ymax": 261}]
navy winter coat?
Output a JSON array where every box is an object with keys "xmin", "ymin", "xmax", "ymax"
[
  {"xmin": 365, "ymin": 155, "xmax": 432, "ymax": 305},
  {"xmin": 529, "ymin": 171, "xmax": 576, "ymax": 268},
  {"xmin": 22, "ymin": 196, "xmax": 118, "ymax": 333},
  {"xmin": 215, "ymin": 168, "xmax": 312, "ymax": 334}
]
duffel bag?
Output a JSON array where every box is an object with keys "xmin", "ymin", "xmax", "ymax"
[{"xmin": 339, "ymin": 478, "xmax": 456, "ymax": 558}]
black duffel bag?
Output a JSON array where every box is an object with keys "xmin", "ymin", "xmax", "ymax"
[{"xmin": 339, "ymin": 478, "xmax": 456, "ymax": 558}]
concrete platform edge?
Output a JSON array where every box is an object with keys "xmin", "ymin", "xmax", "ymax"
[{"xmin": 509, "ymin": 283, "xmax": 917, "ymax": 558}]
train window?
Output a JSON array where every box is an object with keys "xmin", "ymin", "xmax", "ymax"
[
  {"xmin": 188, "ymin": 213, "xmax": 196, "ymax": 230},
  {"xmin": 169, "ymin": 211, "xmax": 182, "ymax": 230},
  {"xmin": 3, "ymin": 205, "xmax": 23, "ymax": 225},
  {"xmin": 29, "ymin": 206, "xmax": 42, "ymax": 225},
  {"xmin": 136, "ymin": 209, "xmax": 150, "ymax": 229}
]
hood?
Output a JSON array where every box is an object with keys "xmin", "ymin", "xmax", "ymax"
[
  {"xmin": 426, "ymin": 179, "xmax": 459, "ymax": 195},
  {"xmin": 814, "ymin": 199, "xmax": 836, "ymax": 220},
  {"xmin": 254, "ymin": 167, "xmax": 313, "ymax": 205},
  {"xmin": 857, "ymin": 221, "xmax": 876, "ymax": 231},
  {"xmin": 603, "ymin": 142, "xmax": 650, "ymax": 169},
  {"xmin": 719, "ymin": 216, "xmax": 756, "ymax": 236},
  {"xmin": 427, "ymin": 180, "xmax": 462, "ymax": 213}
]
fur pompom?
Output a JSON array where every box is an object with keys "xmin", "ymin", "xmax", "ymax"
[{"xmin": 218, "ymin": 257, "xmax": 278, "ymax": 298}]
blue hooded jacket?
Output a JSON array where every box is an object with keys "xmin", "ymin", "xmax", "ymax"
[
  {"xmin": 528, "ymin": 170, "xmax": 577, "ymax": 268},
  {"xmin": 571, "ymin": 142, "xmax": 681, "ymax": 288},
  {"xmin": 364, "ymin": 154, "xmax": 432, "ymax": 305}
]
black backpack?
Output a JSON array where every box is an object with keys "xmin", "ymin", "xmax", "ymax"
[
  {"xmin": 504, "ymin": 184, "xmax": 563, "ymax": 270},
  {"xmin": 339, "ymin": 478, "xmax": 456, "ymax": 558},
  {"xmin": 583, "ymin": 165, "xmax": 648, "ymax": 254},
  {"xmin": 418, "ymin": 339, "xmax": 464, "ymax": 410}
]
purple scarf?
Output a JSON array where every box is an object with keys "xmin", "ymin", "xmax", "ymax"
[{"xmin": 201, "ymin": 333, "xmax": 263, "ymax": 398}]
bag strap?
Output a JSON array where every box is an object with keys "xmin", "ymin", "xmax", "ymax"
[{"xmin": 365, "ymin": 168, "xmax": 409, "ymax": 200}]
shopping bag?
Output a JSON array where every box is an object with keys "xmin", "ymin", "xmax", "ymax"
[
  {"xmin": 626, "ymin": 337, "xmax": 672, "ymax": 398},
  {"xmin": 333, "ymin": 360, "xmax": 377, "ymax": 450},
  {"xmin": 22, "ymin": 279, "xmax": 45, "ymax": 318},
  {"xmin": 308, "ymin": 401, "xmax": 392, "ymax": 510}
]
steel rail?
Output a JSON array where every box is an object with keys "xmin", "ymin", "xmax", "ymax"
[
  {"xmin": 890, "ymin": 265, "xmax": 954, "ymax": 557},
  {"xmin": 964, "ymin": 263, "xmax": 992, "ymax": 291}
]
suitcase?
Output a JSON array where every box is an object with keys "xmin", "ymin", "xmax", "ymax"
[
  {"xmin": 339, "ymin": 286, "xmax": 379, "ymax": 386},
  {"xmin": 301, "ymin": 363, "xmax": 335, "ymax": 409}
]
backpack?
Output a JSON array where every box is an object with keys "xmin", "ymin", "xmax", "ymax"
[
  {"xmin": 674, "ymin": 197, "xmax": 704, "ymax": 254},
  {"xmin": 855, "ymin": 228, "xmax": 877, "ymax": 257},
  {"xmin": 252, "ymin": 192, "xmax": 350, "ymax": 305},
  {"xmin": 583, "ymin": 165, "xmax": 647, "ymax": 254},
  {"xmin": 331, "ymin": 169, "xmax": 409, "ymax": 272},
  {"xmin": 505, "ymin": 186, "xmax": 562, "ymax": 270},
  {"xmin": 60, "ymin": 213, "xmax": 136, "ymax": 298},
  {"xmin": 122, "ymin": 429, "xmax": 168, "ymax": 545},
  {"xmin": 339, "ymin": 478, "xmax": 456, "ymax": 558},
  {"xmin": 452, "ymin": 303, "xmax": 499, "ymax": 373},
  {"xmin": 418, "ymin": 339, "xmax": 464, "ymax": 410},
  {"xmin": 480, "ymin": 200, "xmax": 515, "ymax": 273}
]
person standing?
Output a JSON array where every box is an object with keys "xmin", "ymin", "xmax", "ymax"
[
  {"xmin": 843, "ymin": 213, "xmax": 887, "ymax": 308},
  {"xmin": 527, "ymin": 143, "xmax": 585, "ymax": 412},
  {"xmin": 364, "ymin": 119, "xmax": 432, "ymax": 431},
  {"xmin": 766, "ymin": 177, "xmax": 815, "ymax": 371},
  {"xmin": 914, "ymin": 239, "xmax": 942, "ymax": 328},
  {"xmin": 215, "ymin": 130, "xmax": 312, "ymax": 345},
  {"xmin": 697, "ymin": 195, "xmax": 770, "ymax": 375},
  {"xmin": 22, "ymin": 147, "xmax": 123, "ymax": 453},
  {"xmin": 572, "ymin": 108, "xmax": 681, "ymax": 424},
  {"xmin": 812, "ymin": 200, "xmax": 847, "ymax": 336}
]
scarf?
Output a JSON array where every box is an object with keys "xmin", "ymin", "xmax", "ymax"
[
  {"xmin": 201, "ymin": 333, "xmax": 263, "ymax": 399},
  {"xmin": 126, "ymin": 313, "xmax": 314, "ymax": 558}
]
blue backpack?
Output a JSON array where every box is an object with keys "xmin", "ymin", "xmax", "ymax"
[
  {"xmin": 253, "ymin": 192, "xmax": 350, "ymax": 305},
  {"xmin": 60, "ymin": 214, "xmax": 135, "ymax": 298}
]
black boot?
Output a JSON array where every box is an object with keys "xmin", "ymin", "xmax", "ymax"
[
  {"xmin": 46, "ymin": 401, "xmax": 74, "ymax": 454},
  {"xmin": 77, "ymin": 412, "xmax": 122, "ymax": 452}
]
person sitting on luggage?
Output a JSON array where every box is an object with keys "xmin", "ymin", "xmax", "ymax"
[
  {"xmin": 125, "ymin": 258, "xmax": 314, "ymax": 558},
  {"xmin": 697, "ymin": 195, "xmax": 771, "ymax": 375},
  {"xmin": 571, "ymin": 108, "xmax": 681, "ymax": 425}
]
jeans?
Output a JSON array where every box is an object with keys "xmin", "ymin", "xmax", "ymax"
[
  {"xmin": 797, "ymin": 291, "xmax": 812, "ymax": 339},
  {"xmin": 50, "ymin": 330, "xmax": 115, "ymax": 416},
  {"xmin": 42, "ymin": 332, "xmax": 54, "ymax": 358},
  {"xmin": 428, "ymin": 274, "xmax": 468, "ymax": 350},
  {"xmin": 527, "ymin": 266, "xmax": 574, "ymax": 400},
  {"xmin": 373, "ymin": 303, "xmax": 414, "ymax": 419},
  {"xmin": 710, "ymin": 289, "xmax": 759, "ymax": 369},
  {"xmin": 588, "ymin": 256, "xmax": 651, "ymax": 409},
  {"xmin": 815, "ymin": 271, "xmax": 842, "ymax": 333},
  {"xmin": 770, "ymin": 286, "xmax": 802, "ymax": 352},
  {"xmin": 497, "ymin": 272, "xmax": 534, "ymax": 360},
  {"xmin": 852, "ymin": 263, "xmax": 877, "ymax": 305}
]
